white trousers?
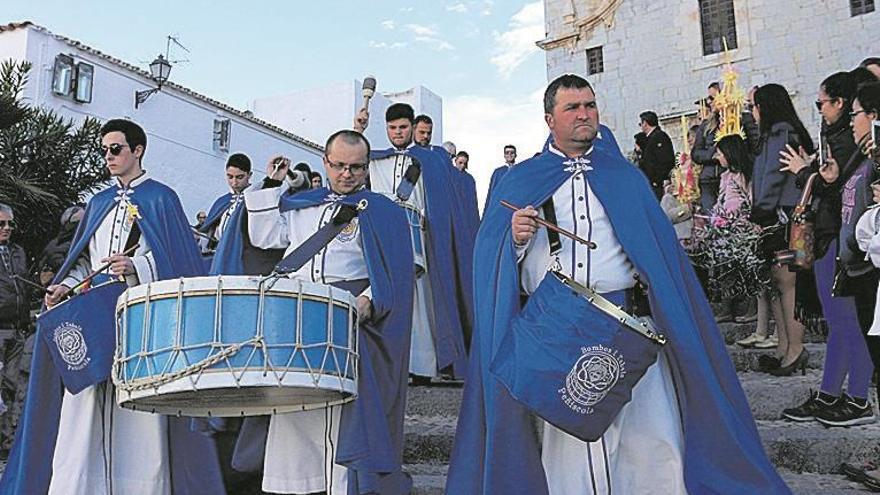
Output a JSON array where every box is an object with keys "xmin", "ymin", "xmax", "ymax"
[
  {"xmin": 542, "ymin": 352, "xmax": 686, "ymax": 495},
  {"xmin": 49, "ymin": 383, "xmax": 170, "ymax": 495},
  {"xmin": 263, "ymin": 405, "xmax": 348, "ymax": 494},
  {"xmin": 409, "ymin": 273, "xmax": 438, "ymax": 377}
]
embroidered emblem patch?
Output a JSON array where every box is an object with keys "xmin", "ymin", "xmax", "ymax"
[
  {"xmin": 53, "ymin": 322, "xmax": 91, "ymax": 371},
  {"xmin": 336, "ymin": 218, "xmax": 359, "ymax": 242},
  {"xmin": 558, "ymin": 344, "xmax": 626, "ymax": 415}
]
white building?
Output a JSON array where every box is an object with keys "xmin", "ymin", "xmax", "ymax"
[
  {"xmin": 0, "ymin": 21, "xmax": 324, "ymax": 219},
  {"xmin": 252, "ymin": 82, "xmax": 443, "ymax": 151},
  {"xmin": 538, "ymin": 0, "xmax": 880, "ymax": 149}
]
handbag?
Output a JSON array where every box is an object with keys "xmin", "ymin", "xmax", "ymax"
[
  {"xmin": 489, "ymin": 271, "xmax": 667, "ymax": 442},
  {"xmin": 778, "ymin": 172, "xmax": 819, "ymax": 270}
]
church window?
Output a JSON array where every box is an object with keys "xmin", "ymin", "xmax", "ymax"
[{"xmin": 699, "ymin": 0, "xmax": 738, "ymax": 56}]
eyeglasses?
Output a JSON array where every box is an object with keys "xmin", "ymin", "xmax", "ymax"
[
  {"xmin": 0, "ymin": 220, "xmax": 16, "ymax": 229},
  {"xmin": 815, "ymin": 99, "xmax": 836, "ymax": 111},
  {"xmin": 325, "ymin": 157, "xmax": 367, "ymax": 174},
  {"xmin": 850, "ymin": 109, "xmax": 868, "ymax": 119},
  {"xmin": 101, "ymin": 143, "xmax": 126, "ymax": 156}
]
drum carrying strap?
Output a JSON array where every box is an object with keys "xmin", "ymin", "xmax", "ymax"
[
  {"xmin": 274, "ymin": 203, "xmax": 362, "ymax": 274},
  {"xmin": 395, "ymin": 156, "xmax": 422, "ymax": 201}
]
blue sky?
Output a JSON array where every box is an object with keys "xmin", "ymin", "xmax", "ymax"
[{"xmin": 5, "ymin": 0, "xmax": 550, "ymax": 205}]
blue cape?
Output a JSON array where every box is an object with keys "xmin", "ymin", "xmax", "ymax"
[
  {"xmin": 446, "ymin": 144, "xmax": 789, "ymax": 494},
  {"xmin": 0, "ymin": 178, "xmax": 225, "ymax": 495},
  {"xmin": 278, "ymin": 186, "xmax": 416, "ymax": 494},
  {"xmin": 370, "ymin": 146, "xmax": 472, "ymax": 373},
  {"xmin": 202, "ymin": 192, "xmax": 247, "ymax": 275},
  {"xmin": 485, "ymin": 165, "xmax": 509, "ymax": 213}
]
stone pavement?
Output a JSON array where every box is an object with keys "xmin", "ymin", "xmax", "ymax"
[
  {"xmin": 1, "ymin": 321, "xmax": 876, "ymax": 493},
  {"xmin": 403, "ymin": 320, "xmax": 880, "ymax": 494}
]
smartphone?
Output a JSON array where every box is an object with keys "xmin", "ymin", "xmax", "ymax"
[
  {"xmin": 872, "ymin": 120, "xmax": 880, "ymax": 146},
  {"xmin": 818, "ymin": 127, "xmax": 826, "ymax": 168}
]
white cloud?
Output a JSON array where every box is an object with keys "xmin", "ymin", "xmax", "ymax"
[
  {"xmin": 368, "ymin": 40, "xmax": 407, "ymax": 49},
  {"xmin": 404, "ymin": 23, "xmax": 437, "ymax": 36},
  {"xmin": 414, "ymin": 36, "xmax": 454, "ymax": 51},
  {"xmin": 381, "ymin": 20, "xmax": 395, "ymax": 30},
  {"xmin": 490, "ymin": 1, "xmax": 544, "ymax": 79},
  {"xmin": 446, "ymin": 2, "xmax": 468, "ymax": 13},
  {"xmin": 482, "ymin": 0, "xmax": 494, "ymax": 16},
  {"xmin": 445, "ymin": 88, "xmax": 548, "ymax": 211},
  {"xmin": 404, "ymin": 24, "xmax": 453, "ymax": 51}
]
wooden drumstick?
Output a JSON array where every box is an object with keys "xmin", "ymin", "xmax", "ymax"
[
  {"xmin": 501, "ymin": 200, "xmax": 597, "ymax": 249},
  {"xmin": 12, "ymin": 274, "xmax": 51, "ymax": 295},
  {"xmin": 67, "ymin": 243, "xmax": 140, "ymax": 293}
]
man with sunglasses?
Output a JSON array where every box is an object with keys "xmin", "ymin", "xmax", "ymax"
[
  {"xmin": 357, "ymin": 103, "xmax": 473, "ymax": 386},
  {"xmin": 244, "ymin": 130, "xmax": 414, "ymax": 494},
  {"xmin": 0, "ymin": 203, "xmax": 30, "ymax": 457},
  {"xmin": 0, "ymin": 119, "xmax": 224, "ymax": 495},
  {"xmin": 0, "ymin": 204, "xmax": 28, "ymax": 338}
]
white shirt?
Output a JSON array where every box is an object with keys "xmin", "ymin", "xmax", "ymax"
[
  {"xmin": 62, "ymin": 173, "xmax": 156, "ymax": 288},
  {"xmin": 216, "ymin": 186, "xmax": 250, "ymax": 240},
  {"xmin": 245, "ymin": 186, "xmax": 370, "ymax": 296},
  {"xmin": 368, "ymin": 143, "xmax": 426, "ymax": 211},
  {"xmin": 519, "ymin": 145, "xmax": 637, "ymax": 294}
]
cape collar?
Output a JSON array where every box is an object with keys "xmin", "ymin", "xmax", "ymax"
[{"xmin": 548, "ymin": 143, "xmax": 594, "ymax": 174}]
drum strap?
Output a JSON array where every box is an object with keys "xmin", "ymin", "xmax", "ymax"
[
  {"xmin": 330, "ymin": 278, "xmax": 370, "ymax": 296},
  {"xmin": 274, "ymin": 203, "xmax": 361, "ymax": 274},
  {"xmin": 541, "ymin": 198, "xmax": 562, "ymax": 255},
  {"xmin": 395, "ymin": 156, "xmax": 421, "ymax": 201}
]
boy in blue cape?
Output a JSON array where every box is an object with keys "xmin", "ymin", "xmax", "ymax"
[
  {"xmin": 446, "ymin": 75, "xmax": 790, "ymax": 494},
  {"xmin": 360, "ymin": 103, "xmax": 472, "ymax": 382},
  {"xmin": 244, "ymin": 130, "xmax": 414, "ymax": 494},
  {"xmin": 0, "ymin": 119, "xmax": 224, "ymax": 495},
  {"xmin": 201, "ymin": 152, "xmax": 286, "ymax": 277}
]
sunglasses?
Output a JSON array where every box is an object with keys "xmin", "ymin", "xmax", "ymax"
[
  {"xmin": 101, "ymin": 143, "xmax": 126, "ymax": 156},
  {"xmin": 851, "ymin": 109, "xmax": 868, "ymax": 119},
  {"xmin": 815, "ymin": 99, "xmax": 836, "ymax": 111},
  {"xmin": 0, "ymin": 220, "xmax": 16, "ymax": 229}
]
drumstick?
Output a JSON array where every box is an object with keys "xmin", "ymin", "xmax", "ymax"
[
  {"xmin": 12, "ymin": 275, "xmax": 51, "ymax": 295},
  {"xmin": 67, "ymin": 243, "xmax": 140, "ymax": 294},
  {"xmin": 500, "ymin": 200, "xmax": 597, "ymax": 249}
]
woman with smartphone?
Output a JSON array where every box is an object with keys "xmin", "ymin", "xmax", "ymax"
[{"xmin": 779, "ymin": 72, "xmax": 875, "ymax": 426}]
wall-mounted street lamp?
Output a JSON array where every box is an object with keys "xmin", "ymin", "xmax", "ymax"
[{"xmin": 134, "ymin": 54, "xmax": 172, "ymax": 109}]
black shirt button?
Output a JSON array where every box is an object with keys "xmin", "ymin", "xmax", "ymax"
[
  {"xmin": 580, "ymin": 215, "xmax": 586, "ymax": 220},
  {"xmin": 578, "ymin": 196, "xmax": 584, "ymax": 201},
  {"xmin": 577, "ymin": 263, "xmax": 584, "ymax": 268}
]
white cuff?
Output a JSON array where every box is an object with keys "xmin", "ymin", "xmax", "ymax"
[{"xmin": 245, "ymin": 186, "xmax": 285, "ymax": 211}]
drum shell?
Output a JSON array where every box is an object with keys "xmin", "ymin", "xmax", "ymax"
[{"xmin": 113, "ymin": 275, "xmax": 359, "ymax": 417}]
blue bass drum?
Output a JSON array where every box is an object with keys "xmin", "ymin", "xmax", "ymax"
[
  {"xmin": 113, "ymin": 275, "xmax": 359, "ymax": 417},
  {"xmin": 400, "ymin": 203, "xmax": 426, "ymax": 276}
]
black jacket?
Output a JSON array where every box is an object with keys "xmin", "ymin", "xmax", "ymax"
[
  {"xmin": 637, "ymin": 127, "xmax": 675, "ymax": 188},
  {"xmin": 0, "ymin": 243, "xmax": 29, "ymax": 328},
  {"xmin": 795, "ymin": 117, "xmax": 861, "ymax": 258}
]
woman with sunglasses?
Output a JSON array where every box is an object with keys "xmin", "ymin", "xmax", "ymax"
[
  {"xmin": 750, "ymin": 83, "xmax": 816, "ymax": 377},
  {"xmin": 777, "ymin": 72, "xmax": 876, "ymax": 427}
]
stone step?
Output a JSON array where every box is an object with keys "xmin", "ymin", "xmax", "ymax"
[
  {"xmin": 406, "ymin": 467, "xmax": 869, "ymax": 494},
  {"xmin": 780, "ymin": 470, "xmax": 870, "ymax": 494},
  {"xmin": 408, "ymin": 463, "xmax": 447, "ymax": 495},
  {"xmin": 403, "ymin": 414, "xmax": 880, "ymax": 475},
  {"xmin": 718, "ymin": 321, "xmax": 828, "ymax": 346},
  {"xmin": 729, "ymin": 343, "xmax": 826, "ymax": 373},
  {"xmin": 405, "ymin": 462, "xmax": 871, "ymax": 493},
  {"xmin": 406, "ymin": 364, "xmax": 832, "ymax": 423}
]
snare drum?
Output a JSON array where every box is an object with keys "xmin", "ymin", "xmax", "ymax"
[
  {"xmin": 113, "ymin": 275, "xmax": 359, "ymax": 417},
  {"xmin": 401, "ymin": 203, "xmax": 426, "ymax": 275}
]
